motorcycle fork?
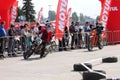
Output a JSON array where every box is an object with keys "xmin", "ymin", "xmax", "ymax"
[
  {"xmin": 95, "ymin": 35, "xmax": 99, "ymax": 46},
  {"xmin": 91, "ymin": 35, "xmax": 96, "ymax": 47}
]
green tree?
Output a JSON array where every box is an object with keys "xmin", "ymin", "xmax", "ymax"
[
  {"xmin": 48, "ymin": 10, "xmax": 56, "ymax": 21},
  {"xmin": 22, "ymin": 0, "xmax": 36, "ymax": 22},
  {"xmin": 16, "ymin": 7, "xmax": 24, "ymax": 22},
  {"xmin": 96, "ymin": 16, "xmax": 100, "ymax": 22},
  {"xmin": 72, "ymin": 12, "xmax": 78, "ymax": 22},
  {"xmin": 79, "ymin": 13, "xmax": 85, "ymax": 23}
]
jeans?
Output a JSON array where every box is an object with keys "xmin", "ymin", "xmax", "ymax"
[
  {"xmin": 8, "ymin": 38, "xmax": 14, "ymax": 54},
  {"xmin": 40, "ymin": 41, "xmax": 47, "ymax": 58},
  {"xmin": 0, "ymin": 37, "xmax": 5, "ymax": 55}
]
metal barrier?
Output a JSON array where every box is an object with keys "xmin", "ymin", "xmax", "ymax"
[
  {"xmin": 0, "ymin": 30, "xmax": 120, "ymax": 55},
  {"xmin": 106, "ymin": 30, "xmax": 120, "ymax": 44}
]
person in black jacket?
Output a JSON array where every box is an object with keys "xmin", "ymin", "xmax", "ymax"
[
  {"xmin": 62, "ymin": 26, "xmax": 69, "ymax": 51},
  {"xmin": 7, "ymin": 24, "xmax": 16, "ymax": 57},
  {"xmin": 69, "ymin": 22, "xmax": 75, "ymax": 49}
]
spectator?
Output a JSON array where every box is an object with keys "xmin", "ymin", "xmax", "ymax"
[
  {"xmin": 0, "ymin": 21, "xmax": 6, "ymax": 58},
  {"xmin": 83, "ymin": 22, "xmax": 91, "ymax": 48},
  {"xmin": 69, "ymin": 22, "xmax": 75, "ymax": 49},
  {"xmin": 34, "ymin": 22, "xmax": 39, "ymax": 35},
  {"xmin": 78, "ymin": 28, "xmax": 83, "ymax": 48},
  {"xmin": 20, "ymin": 25, "xmax": 26, "ymax": 52},
  {"xmin": 33, "ymin": 22, "xmax": 39, "ymax": 40},
  {"xmin": 62, "ymin": 26, "xmax": 69, "ymax": 50},
  {"xmin": 7, "ymin": 24, "xmax": 16, "ymax": 57},
  {"xmin": 23, "ymin": 24, "xmax": 32, "ymax": 49},
  {"xmin": 74, "ymin": 22, "xmax": 80, "ymax": 48}
]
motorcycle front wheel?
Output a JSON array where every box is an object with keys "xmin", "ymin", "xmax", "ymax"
[
  {"xmin": 88, "ymin": 40, "xmax": 93, "ymax": 51},
  {"xmin": 23, "ymin": 47, "xmax": 34, "ymax": 60}
]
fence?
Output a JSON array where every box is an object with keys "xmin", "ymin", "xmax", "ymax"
[
  {"xmin": 106, "ymin": 30, "xmax": 120, "ymax": 45},
  {"xmin": 0, "ymin": 30, "xmax": 120, "ymax": 54}
]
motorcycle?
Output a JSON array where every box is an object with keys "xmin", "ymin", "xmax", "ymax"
[
  {"xmin": 87, "ymin": 30, "xmax": 105, "ymax": 51},
  {"xmin": 23, "ymin": 37, "xmax": 50, "ymax": 59}
]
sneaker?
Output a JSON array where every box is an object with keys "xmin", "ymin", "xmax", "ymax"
[
  {"xmin": 8, "ymin": 54, "xmax": 12, "ymax": 57},
  {"xmin": 40, "ymin": 55, "xmax": 43, "ymax": 58},
  {"xmin": 12, "ymin": 53, "xmax": 17, "ymax": 57},
  {"xmin": 71, "ymin": 47, "xmax": 74, "ymax": 49},
  {"xmin": 0, "ymin": 55, "xmax": 5, "ymax": 58}
]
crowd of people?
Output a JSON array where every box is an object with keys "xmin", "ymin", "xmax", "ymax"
[
  {"xmin": 0, "ymin": 20, "xmax": 104, "ymax": 59},
  {"xmin": 58, "ymin": 21, "xmax": 104, "ymax": 51},
  {"xmin": 0, "ymin": 21, "xmax": 54, "ymax": 58}
]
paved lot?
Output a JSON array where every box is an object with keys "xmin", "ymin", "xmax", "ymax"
[{"xmin": 0, "ymin": 45, "xmax": 120, "ymax": 80}]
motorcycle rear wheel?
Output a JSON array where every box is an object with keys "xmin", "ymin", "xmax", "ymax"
[{"xmin": 98, "ymin": 40, "xmax": 104, "ymax": 50}]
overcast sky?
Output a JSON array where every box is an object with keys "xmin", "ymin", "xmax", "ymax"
[{"xmin": 18, "ymin": 0, "xmax": 101, "ymax": 19}]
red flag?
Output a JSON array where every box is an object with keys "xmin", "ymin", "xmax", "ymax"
[
  {"xmin": 10, "ymin": 1, "xmax": 18, "ymax": 24},
  {"xmin": 55, "ymin": 0, "xmax": 68, "ymax": 40},
  {"xmin": 0, "ymin": 0, "xmax": 17, "ymax": 30},
  {"xmin": 99, "ymin": 0, "xmax": 112, "ymax": 28},
  {"xmin": 100, "ymin": 0, "xmax": 120, "ymax": 44},
  {"xmin": 66, "ymin": 8, "xmax": 72, "ymax": 32},
  {"xmin": 38, "ymin": 7, "xmax": 43, "ymax": 24}
]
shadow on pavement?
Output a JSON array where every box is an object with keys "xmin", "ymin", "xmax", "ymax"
[{"xmin": 21, "ymin": 57, "xmax": 41, "ymax": 61}]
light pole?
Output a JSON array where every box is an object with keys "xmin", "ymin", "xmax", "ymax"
[{"xmin": 48, "ymin": 5, "xmax": 52, "ymax": 21}]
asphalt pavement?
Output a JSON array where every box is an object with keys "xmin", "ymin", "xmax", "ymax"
[{"xmin": 0, "ymin": 44, "xmax": 120, "ymax": 80}]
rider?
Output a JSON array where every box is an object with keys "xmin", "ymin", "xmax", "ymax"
[
  {"xmin": 95, "ymin": 22, "xmax": 104, "ymax": 40},
  {"xmin": 39, "ymin": 20, "xmax": 53, "ymax": 58}
]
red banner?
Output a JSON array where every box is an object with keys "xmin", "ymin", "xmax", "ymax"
[
  {"xmin": 55, "ymin": 0, "xmax": 68, "ymax": 40},
  {"xmin": 0, "ymin": 0, "xmax": 17, "ymax": 30},
  {"xmin": 11, "ymin": 1, "xmax": 18, "ymax": 24},
  {"xmin": 66, "ymin": 8, "xmax": 72, "ymax": 32},
  {"xmin": 99, "ymin": 0, "xmax": 112, "ymax": 28},
  {"xmin": 100, "ymin": 0, "xmax": 120, "ymax": 44},
  {"xmin": 38, "ymin": 7, "xmax": 43, "ymax": 24},
  {"xmin": 106, "ymin": 0, "xmax": 120, "ymax": 31}
]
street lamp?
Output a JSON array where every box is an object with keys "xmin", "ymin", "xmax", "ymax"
[{"xmin": 48, "ymin": 5, "xmax": 52, "ymax": 21}]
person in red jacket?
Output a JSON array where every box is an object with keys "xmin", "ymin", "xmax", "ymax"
[{"xmin": 39, "ymin": 21, "xmax": 53, "ymax": 58}]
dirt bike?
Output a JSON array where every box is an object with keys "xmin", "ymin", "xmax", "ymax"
[
  {"xmin": 23, "ymin": 37, "xmax": 50, "ymax": 60},
  {"xmin": 87, "ymin": 30, "xmax": 106, "ymax": 51}
]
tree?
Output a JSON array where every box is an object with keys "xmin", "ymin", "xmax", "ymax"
[
  {"xmin": 72, "ymin": 12, "xmax": 78, "ymax": 22},
  {"xmin": 96, "ymin": 16, "xmax": 100, "ymax": 22},
  {"xmin": 16, "ymin": 7, "xmax": 24, "ymax": 22},
  {"xmin": 79, "ymin": 13, "xmax": 85, "ymax": 23},
  {"xmin": 22, "ymin": 0, "xmax": 36, "ymax": 22},
  {"xmin": 48, "ymin": 10, "xmax": 56, "ymax": 21}
]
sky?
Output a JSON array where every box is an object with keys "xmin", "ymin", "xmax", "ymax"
[{"xmin": 18, "ymin": 0, "xmax": 101, "ymax": 19}]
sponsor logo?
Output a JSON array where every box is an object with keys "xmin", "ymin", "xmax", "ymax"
[
  {"xmin": 110, "ymin": 6, "xmax": 118, "ymax": 11},
  {"xmin": 58, "ymin": 0, "xmax": 67, "ymax": 32},
  {"xmin": 11, "ymin": 6, "xmax": 17, "ymax": 23},
  {"xmin": 0, "ymin": 16, "xmax": 1, "ymax": 20},
  {"xmin": 101, "ymin": 0, "xmax": 111, "ymax": 27}
]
